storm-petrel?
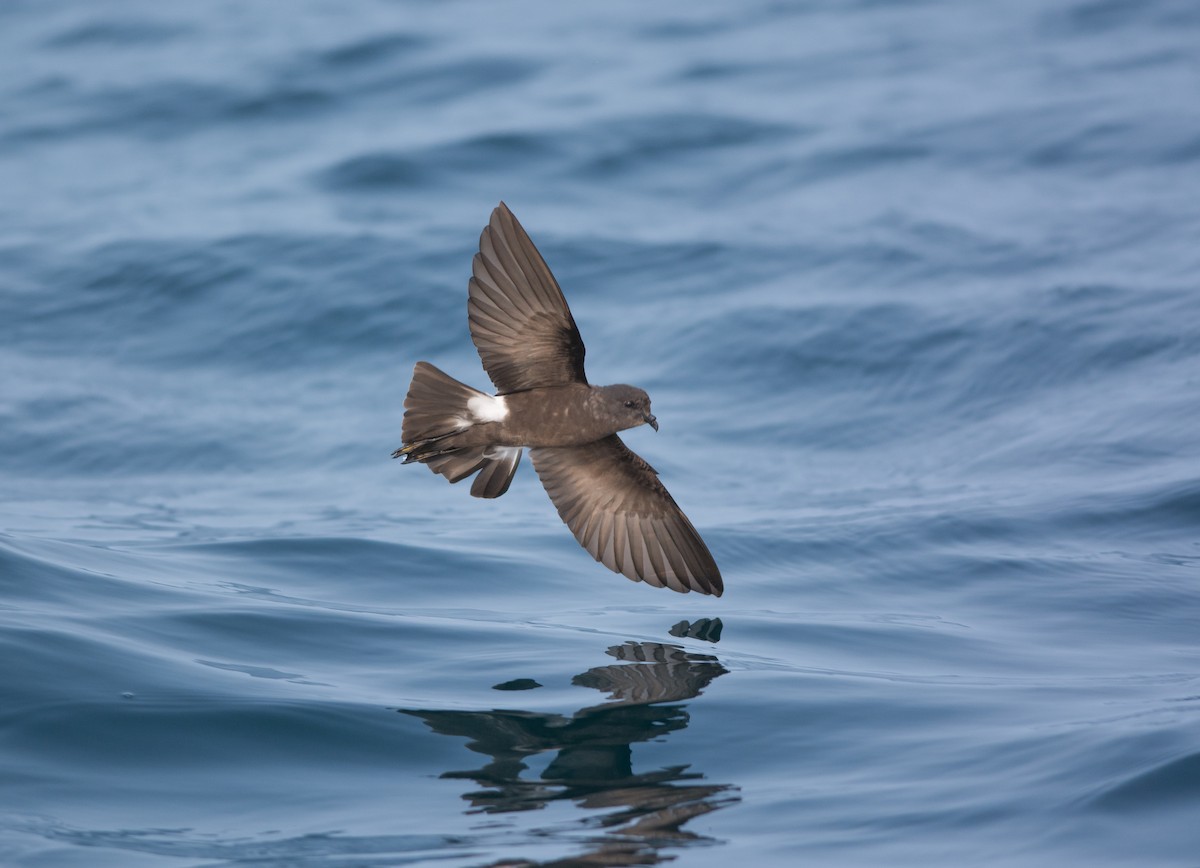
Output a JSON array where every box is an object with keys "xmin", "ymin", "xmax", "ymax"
[{"xmin": 394, "ymin": 203, "xmax": 722, "ymax": 596}]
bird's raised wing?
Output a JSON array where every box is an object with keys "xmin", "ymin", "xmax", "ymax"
[
  {"xmin": 468, "ymin": 202, "xmax": 587, "ymax": 394},
  {"xmin": 530, "ymin": 435, "xmax": 723, "ymax": 596}
]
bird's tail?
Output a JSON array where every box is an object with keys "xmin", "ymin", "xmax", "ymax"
[{"xmin": 393, "ymin": 361, "xmax": 522, "ymax": 499}]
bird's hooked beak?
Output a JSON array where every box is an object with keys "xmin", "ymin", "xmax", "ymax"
[{"xmin": 644, "ymin": 413, "xmax": 659, "ymax": 432}]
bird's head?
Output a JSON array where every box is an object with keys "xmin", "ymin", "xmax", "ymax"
[{"xmin": 602, "ymin": 385, "xmax": 658, "ymax": 432}]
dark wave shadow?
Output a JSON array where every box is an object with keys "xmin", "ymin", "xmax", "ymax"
[{"xmin": 399, "ymin": 622, "xmax": 736, "ymax": 866}]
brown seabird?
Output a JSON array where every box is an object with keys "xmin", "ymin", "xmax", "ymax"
[{"xmin": 394, "ymin": 203, "xmax": 723, "ymax": 596}]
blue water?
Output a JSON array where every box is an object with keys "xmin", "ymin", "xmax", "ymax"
[{"xmin": 3, "ymin": 1, "xmax": 1200, "ymax": 865}]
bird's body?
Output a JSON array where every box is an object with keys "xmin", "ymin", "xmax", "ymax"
[
  {"xmin": 395, "ymin": 203, "xmax": 723, "ymax": 596},
  {"xmin": 406, "ymin": 382, "xmax": 652, "ymax": 450}
]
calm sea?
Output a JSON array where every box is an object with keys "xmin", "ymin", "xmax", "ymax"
[{"xmin": 2, "ymin": 1, "xmax": 1199, "ymax": 865}]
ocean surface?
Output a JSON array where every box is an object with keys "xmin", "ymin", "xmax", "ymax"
[{"xmin": 2, "ymin": 1, "xmax": 1199, "ymax": 865}]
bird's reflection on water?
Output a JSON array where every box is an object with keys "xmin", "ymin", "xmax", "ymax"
[{"xmin": 399, "ymin": 618, "xmax": 737, "ymax": 866}]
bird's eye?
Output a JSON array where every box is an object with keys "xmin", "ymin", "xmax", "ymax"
[{"xmin": 623, "ymin": 400, "xmax": 636, "ymax": 409}]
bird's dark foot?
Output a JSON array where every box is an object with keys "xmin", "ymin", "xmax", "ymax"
[{"xmin": 394, "ymin": 441, "xmax": 454, "ymax": 464}]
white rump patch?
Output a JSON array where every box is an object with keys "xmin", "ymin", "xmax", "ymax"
[{"xmin": 467, "ymin": 394, "xmax": 508, "ymax": 423}]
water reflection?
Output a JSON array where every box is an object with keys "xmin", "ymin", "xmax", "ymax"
[{"xmin": 399, "ymin": 619, "xmax": 736, "ymax": 866}]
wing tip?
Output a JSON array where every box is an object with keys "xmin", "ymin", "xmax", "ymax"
[{"xmin": 490, "ymin": 201, "xmax": 514, "ymax": 234}]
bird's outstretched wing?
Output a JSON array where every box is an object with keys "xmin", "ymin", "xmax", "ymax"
[
  {"xmin": 530, "ymin": 435, "xmax": 723, "ymax": 596},
  {"xmin": 468, "ymin": 202, "xmax": 587, "ymax": 394}
]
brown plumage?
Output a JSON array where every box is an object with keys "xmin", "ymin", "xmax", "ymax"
[{"xmin": 394, "ymin": 203, "xmax": 722, "ymax": 596}]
